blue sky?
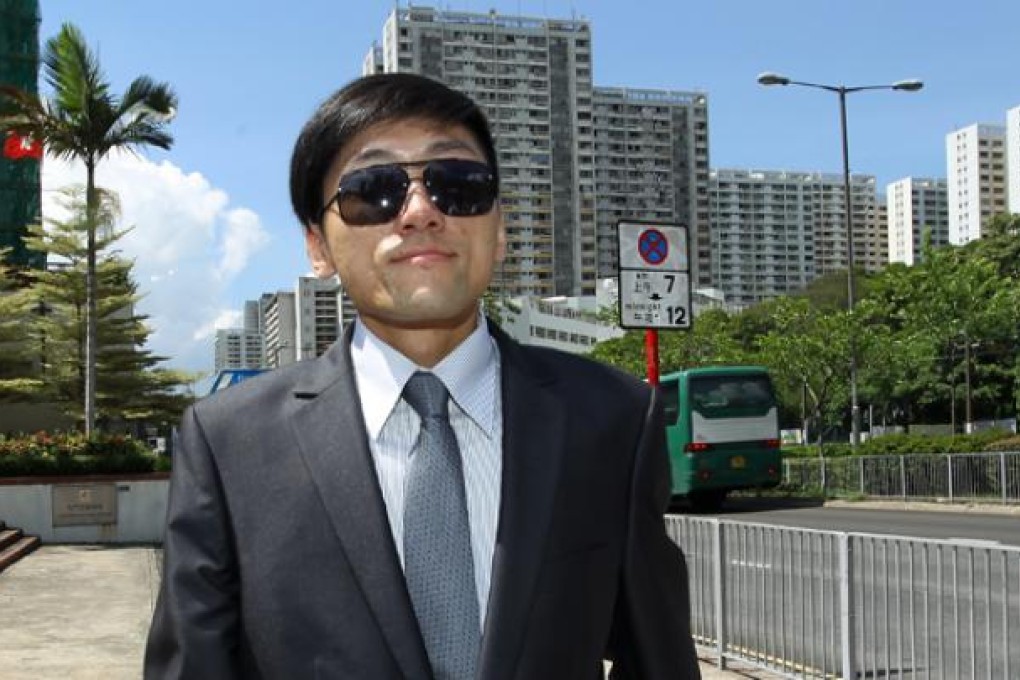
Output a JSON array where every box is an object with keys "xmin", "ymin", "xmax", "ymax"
[{"xmin": 35, "ymin": 0, "xmax": 1020, "ymax": 374}]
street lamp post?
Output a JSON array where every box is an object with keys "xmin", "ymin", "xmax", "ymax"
[{"xmin": 757, "ymin": 72, "xmax": 922, "ymax": 446}]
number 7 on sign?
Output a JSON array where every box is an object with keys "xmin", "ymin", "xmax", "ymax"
[{"xmin": 664, "ymin": 274, "xmax": 675, "ymax": 293}]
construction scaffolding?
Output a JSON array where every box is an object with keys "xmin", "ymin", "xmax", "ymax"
[{"xmin": 0, "ymin": 0, "xmax": 43, "ymax": 270}]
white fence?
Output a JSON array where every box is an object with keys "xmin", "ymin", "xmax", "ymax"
[
  {"xmin": 783, "ymin": 451, "xmax": 1020, "ymax": 504},
  {"xmin": 668, "ymin": 516, "xmax": 1020, "ymax": 679}
]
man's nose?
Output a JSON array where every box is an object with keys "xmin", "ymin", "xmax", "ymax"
[{"xmin": 398, "ymin": 178, "xmax": 443, "ymax": 230}]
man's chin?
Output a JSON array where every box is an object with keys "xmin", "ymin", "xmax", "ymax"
[{"xmin": 375, "ymin": 297, "xmax": 479, "ymax": 331}]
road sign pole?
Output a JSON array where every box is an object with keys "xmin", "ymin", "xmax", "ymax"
[{"xmin": 645, "ymin": 329, "xmax": 659, "ymax": 386}]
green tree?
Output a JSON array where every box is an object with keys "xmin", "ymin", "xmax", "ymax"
[
  {"xmin": 1, "ymin": 23, "xmax": 177, "ymax": 435},
  {"xmin": 755, "ymin": 297, "xmax": 852, "ymax": 447},
  {"xmin": 588, "ymin": 328, "xmax": 647, "ymax": 377},
  {"xmin": 858, "ymin": 264, "xmax": 947, "ymax": 428},
  {"xmin": 795, "ymin": 269, "xmax": 851, "ymax": 312},
  {"xmin": 873, "ymin": 242, "xmax": 1020, "ymax": 428},
  {"xmin": 0, "ymin": 249, "xmax": 45, "ymax": 400},
  {"xmin": 22, "ymin": 187, "xmax": 194, "ymax": 430},
  {"xmin": 480, "ymin": 289, "xmax": 521, "ymax": 329},
  {"xmin": 963, "ymin": 213, "xmax": 1020, "ymax": 279},
  {"xmin": 856, "ymin": 305, "xmax": 937, "ymax": 430},
  {"xmin": 955, "ymin": 215, "xmax": 1020, "ymax": 421},
  {"xmin": 658, "ymin": 308, "xmax": 747, "ymax": 372},
  {"xmin": 728, "ymin": 299, "xmax": 781, "ymax": 353},
  {"xmin": 793, "ymin": 267, "xmax": 880, "ymax": 314},
  {"xmin": 922, "ymin": 249, "xmax": 1015, "ymax": 426}
]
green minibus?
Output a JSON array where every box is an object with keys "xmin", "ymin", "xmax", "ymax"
[{"xmin": 658, "ymin": 366, "xmax": 782, "ymax": 510}]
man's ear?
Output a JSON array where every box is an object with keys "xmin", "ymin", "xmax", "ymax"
[
  {"xmin": 494, "ymin": 210, "xmax": 506, "ymax": 264},
  {"xmin": 305, "ymin": 226, "xmax": 338, "ymax": 278}
]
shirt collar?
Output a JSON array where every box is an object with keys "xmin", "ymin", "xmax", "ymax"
[{"xmin": 350, "ymin": 314, "xmax": 498, "ymax": 440}]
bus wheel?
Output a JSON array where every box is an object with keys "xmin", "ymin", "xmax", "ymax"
[{"xmin": 690, "ymin": 490, "xmax": 727, "ymax": 513}]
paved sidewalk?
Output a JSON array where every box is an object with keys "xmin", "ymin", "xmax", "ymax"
[
  {"xmin": 0, "ymin": 545, "xmax": 773, "ymax": 679},
  {"xmin": 0, "ymin": 545, "xmax": 160, "ymax": 679}
]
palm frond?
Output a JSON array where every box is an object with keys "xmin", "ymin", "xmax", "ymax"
[
  {"xmin": 102, "ymin": 120, "xmax": 174, "ymax": 156},
  {"xmin": 120, "ymin": 76, "xmax": 178, "ymax": 118},
  {"xmin": 43, "ymin": 23, "xmax": 111, "ymax": 119}
]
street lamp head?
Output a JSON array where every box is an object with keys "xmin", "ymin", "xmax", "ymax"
[
  {"xmin": 757, "ymin": 72, "xmax": 790, "ymax": 87},
  {"xmin": 892, "ymin": 79, "xmax": 924, "ymax": 92}
]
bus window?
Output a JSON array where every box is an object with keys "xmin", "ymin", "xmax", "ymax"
[
  {"xmin": 658, "ymin": 380, "xmax": 680, "ymax": 425},
  {"xmin": 690, "ymin": 375, "xmax": 774, "ymax": 417}
]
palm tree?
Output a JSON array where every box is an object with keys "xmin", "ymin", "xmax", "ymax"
[{"xmin": 1, "ymin": 23, "xmax": 177, "ymax": 436}]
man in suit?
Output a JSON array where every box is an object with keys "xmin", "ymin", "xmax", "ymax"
[{"xmin": 145, "ymin": 73, "xmax": 700, "ymax": 679}]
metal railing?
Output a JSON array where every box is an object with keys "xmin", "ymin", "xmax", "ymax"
[
  {"xmin": 783, "ymin": 451, "xmax": 1020, "ymax": 504},
  {"xmin": 668, "ymin": 517, "xmax": 1020, "ymax": 679}
]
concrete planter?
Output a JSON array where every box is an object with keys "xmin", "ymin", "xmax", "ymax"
[{"xmin": 0, "ymin": 473, "xmax": 168, "ymax": 543}]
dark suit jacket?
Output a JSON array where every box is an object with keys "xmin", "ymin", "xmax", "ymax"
[{"xmin": 144, "ymin": 322, "xmax": 700, "ymax": 679}]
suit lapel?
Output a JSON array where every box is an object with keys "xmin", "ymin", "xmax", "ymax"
[
  {"xmin": 477, "ymin": 327, "xmax": 567, "ymax": 680},
  {"xmin": 287, "ymin": 331, "xmax": 431, "ymax": 680}
]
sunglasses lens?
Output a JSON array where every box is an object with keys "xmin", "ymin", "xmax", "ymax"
[
  {"xmin": 426, "ymin": 159, "xmax": 497, "ymax": 217},
  {"xmin": 338, "ymin": 165, "xmax": 408, "ymax": 225},
  {"xmin": 332, "ymin": 159, "xmax": 497, "ymax": 226}
]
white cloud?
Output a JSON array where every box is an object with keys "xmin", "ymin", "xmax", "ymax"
[
  {"xmin": 218, "ymin": 208, "xmax": 269, "ymax": 279},
  {"xmin": 41, "ymin": 151, "xmax": 271, "ymax": 374},
  {"xmin": 193, "ymin": 309, "xmax": 245, "ymax": 342}
]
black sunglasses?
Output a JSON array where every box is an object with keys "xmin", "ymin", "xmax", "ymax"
[{"xmin": 320, "ymin": 158, "xmax": 498, "ymax": 226}]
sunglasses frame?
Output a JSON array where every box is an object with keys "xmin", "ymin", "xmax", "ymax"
[{"xmin": 319, "ymin": 158, "xmax": 497, "ymax": 226}]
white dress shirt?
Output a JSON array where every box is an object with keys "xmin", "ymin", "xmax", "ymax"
[{"xmin": 350, "ymin": 315, "xmax": 503, "ymax": 622}]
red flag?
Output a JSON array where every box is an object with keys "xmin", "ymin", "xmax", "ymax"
[{"xmin": 3, "ymin": 132, "xmax": 43, "ymax": 160}]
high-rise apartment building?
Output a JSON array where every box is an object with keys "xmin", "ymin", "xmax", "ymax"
[
  {"xmin": 213, "ymin": 329, "xmax": 263, "ymax": 371},
  {"xmin": 364, "ymin": 6, "xmax": 596, "ymax": 297},
  {"xmin": 1008, "ymin": 106, "xmax": 1020, "ymax": 215},
  {"xmin": 946, "ymin": 123, "xmax": 1008, "ymax": 244},
  {"xmin": 592, "ymin": 87, "xmax": 711, "ymax": 285},
  {"xmin": 868, "ymin": 199, "xmax": 888, "ymax": 269},
  {"xmin": 259, "ymin": 291, "xmax": 297, "ymax": 368},
  {"xmin": 710, "ymin": 169, "xmax": 812, "ymax": 307},
  {"xmin": 296, "ymin": 276, "xmax": 349, "ymax": 360},
  {"xmin": 709, "ymin": 169, "xmax": 877, "ymax": 307},
  {"xmin": 337, "ymin": 282, "xmax": 357, "ymax": 334},
  {"xmin": 814, "ymin": 174, "xmax": 879, "ymax": 276},
  {"xmin": 243, "ymin": 299, "xmax": 260, "ymax": 334},
  {"xmin": 886, "ymin": 177, "xmax": 949, "ymax": 265},
  {"xmin": 0, "ymin": 0, "xmax": 44, "ymax": 270}
]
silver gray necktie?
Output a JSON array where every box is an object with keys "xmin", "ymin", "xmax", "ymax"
[{"xmin": 402, "ymin": 371, "xmax": 480, "ymax": 680}]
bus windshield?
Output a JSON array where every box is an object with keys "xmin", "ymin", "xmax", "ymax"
[{"xmin": 689, "ymin": 374, "xmax": 775, "ymax": 418}]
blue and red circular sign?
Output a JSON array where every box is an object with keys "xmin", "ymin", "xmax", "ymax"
[{"xmin": 638, "ymin": 228, "xmax": 669, "ymax": 266}]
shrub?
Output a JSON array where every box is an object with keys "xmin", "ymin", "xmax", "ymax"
[
  {"xmin": 782, "ymin": 429, "xmax": 1015, "ymax": 458},
  {"xmin": 0, "ymin": 431, "xmax": 163, "ymax": 477},
  {"xmin": 985, "ymin": 434, "xmax": 1020, "ymax": 452},
  {"xmin": 863, "ymin": 429, "xmax": 1011, "ymax": 456}
]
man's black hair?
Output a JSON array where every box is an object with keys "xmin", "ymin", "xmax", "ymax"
[{"xmin": 289, "ymin": 73, "xmax": 499, "ymax": 229}]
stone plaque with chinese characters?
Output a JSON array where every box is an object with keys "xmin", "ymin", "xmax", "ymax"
[{"xmin": 52, "ymin": 484, "xmax": 118, "ymax": 526}]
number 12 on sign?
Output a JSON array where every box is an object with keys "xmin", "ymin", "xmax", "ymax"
[{"xmin": 666, "ymin": 305, "xmax": 686, "ymax": 325}]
